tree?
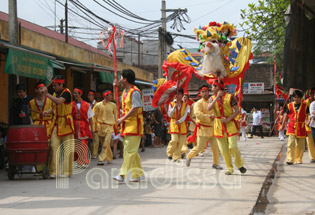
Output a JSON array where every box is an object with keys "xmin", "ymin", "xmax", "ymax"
[{"xmin": 240, "ymin": 0, "xmax": 290, "ymax": 68}]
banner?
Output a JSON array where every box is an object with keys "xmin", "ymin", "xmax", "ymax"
[
  {"xmin": 142, "ymin": 88, "xmax": 154, "ymax": 111},
  {"xmin": 4, "ymin": 48, "xmax": 53, "ymax": 81}
]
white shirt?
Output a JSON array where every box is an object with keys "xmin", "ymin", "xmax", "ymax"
[
  {"xmin": 168, "ymin": 101, "xmax": 190, "ymax": 123},
  {"xmin": 252, "ymin": 110, "xmax": 262, "ymax": 126},
  {"xmin": 76, "ymin": 102, "xmax": 94, "ymax": 119},
  {"xmin": 310, "ymin": 101, "xmax": 315, "ymax": 128}
]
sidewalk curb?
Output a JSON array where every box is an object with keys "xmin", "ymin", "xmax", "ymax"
[{"xmin": 249, "ymin": 142, "xmax": 286, "ymax": 215}]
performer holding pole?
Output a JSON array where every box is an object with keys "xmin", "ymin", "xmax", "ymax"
[
  {"xmin": 166, "ymin": 88, "xmax": 189, "ymax": 162},
  {"xmin": 186, "ymin": 85, "xmax": 222, "ymax": 169},
  {"xmin": 113, "ymin": 69, "xmax": 144, "ymax": 183},
  {"xmin": 208, "ymin": 80, "xmax": 246, "ymax": 175},
  {"xmin": 40, "ymin": 75, "xmax": 75, "ymax": 178}
]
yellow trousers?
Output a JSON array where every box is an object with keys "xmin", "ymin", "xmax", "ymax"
[
  {"xmin": 287, "ymin": 135, "xmax": 305, "ymax": 163},
  {"xmin": 181, "ymin": 142, "xmax": 188, "ymax": 154},
  {"xmin": 166, "ymin": 134, "xmax": 186, "ymax": 160},
  {"xmin": 49, "ymin": 127, "xmax": 74, "ymax": 177},
  {"xmin": 216, "ymin": 133, "xmax": 244, "ymax": 173},
  {"xmin": 119, "ymin": 135, "xmax": 144, "ymax": 179},
  {"xmin": 307, "ymin": 133, "xmax": 315, "ymax": 161},
  {"xmin": 187, "ymin": 136, "xmax": 219, "ymax": 165},
  {"xmin": 92, "ymin": 132, "xmax": 100, "ymax": 158},
  {"xmin": 98, "ymin": 133, "xmax": 113, "ymax": 162}
]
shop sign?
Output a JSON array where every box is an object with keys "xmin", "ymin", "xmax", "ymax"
[
  {"xmin": 4, "ymin": 48, "xmax": 53, "ymax": 81},
  {"xmin": 243, "ymin": 82, "xmax": 264, "ymax": 94},
  {"xmin": 142, "ymin": 88, "xmax": 154, "ymax": 111}
]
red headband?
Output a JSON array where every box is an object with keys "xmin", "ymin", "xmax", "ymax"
[
  {"xmin": 53, "ymin": 79, "xmax": 65, "ymax": 84},
  {"xmin": 213, "ymin": 82, "xmax": 225, "ymax": 90},
  {"xmin": 199, "ymin": 87, "xmax": 209, "ymax": 92},
  {"xmin": 103, "ymin": 91, "xmax": 112, "ymax": 97},
  {"xmin": 88, "ymin": 91, "xmax": 95, "ymax": 96},
  {"xmin": 35, "ymin": 83, "xmax": 45, "ymax": 89},
  {"xmin": 74, "ymin": 88, "xmax": 83, "ymax": 95}
]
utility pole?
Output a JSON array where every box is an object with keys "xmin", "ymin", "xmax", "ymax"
[
  {"xmin": 60, "ymin": 19, "xmax": 64, "ymax": 34},
  {"xmin": 158, "ymin": 0, "xmax": 187, "ymax": 78},
  {"xmin": 54, "ymin": 0, "xmax": 57, "ymax": 31},
  {"xmin": 65, "ymin": 0, "xmax": 68, "ymax": 43},
  {"xmin": 158, "ymin": 0, "xmax": 166, "ymax": 78},
  {"xmin": 8, "ymin": 0, "xmax": 18, "ymax": 46},
  {"xmin": 8, "ymin": 0, "xmax": 19, "ymax": 84}
]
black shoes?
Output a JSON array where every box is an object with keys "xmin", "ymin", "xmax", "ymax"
[
  {"xmin": 286, "ymin": 162, "xmax": 293, "ymax": 165},
  {"xmin": 168, "ymin": 156, "xmax": 172, "ymax": 160},
  {"xmin": 239, "ymin": 167, "xmax": 247, "ymax": 174},
  {"xmin": 181, "ymin": 153, "xmax": 186, "ymax": 159},
  {"xmin": 212, "ymin": 164, "xmax": 223, "ymax": 170}
]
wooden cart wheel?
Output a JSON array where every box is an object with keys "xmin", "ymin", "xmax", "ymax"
[
  {"xmin": 42, "ymin": 167, "xmax": 50, "ymax": 179},
  {"xmin": 8, "ymin": 166, "xmax": 16, "ymax": 180}
]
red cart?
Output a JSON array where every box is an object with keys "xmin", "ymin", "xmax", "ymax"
[{"xmin": 6, "ymin": 125, "xmax": 50, "ymax": 180}]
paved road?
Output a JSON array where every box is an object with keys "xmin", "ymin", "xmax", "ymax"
[
  {"xmin": 0, "ymin": 137, "xmax": 283, "ymax": 215},
  {"xmin": 267, "ymin": 142, "xmax": 315, "ymax": 215}
]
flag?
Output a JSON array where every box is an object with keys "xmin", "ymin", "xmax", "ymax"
[
  {"xmin": 234, "ymin": 77, "xmax": 243, "ymax": 106},
  {"xmin": 274, "ymin": 64, "xmax": 288, "ymax": 100}
]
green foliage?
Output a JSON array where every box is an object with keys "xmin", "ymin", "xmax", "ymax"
[{"xmin": 240, "ymin": 0, "xmax": 290, "ymax": 68}]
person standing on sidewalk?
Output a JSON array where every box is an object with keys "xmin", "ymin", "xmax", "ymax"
[
  {"xmin": 72, "ymin": 88, "xmax": 94, "ymax": 167},
  {"xmin": 277, "ymin": 108, "xmax": 286, "ymax": 141},
  {"xmin": 249, "ymin": 107, "xmax": 264, "ymax": 139},
  {"xmin": 10, "ymin": 84, "xmax": 32, "ymax": 125},
  {"xmin": 304, "ymin": 89, "xmax": 315, "ymax": 163},
  {"xmin": 113, "ymin": 69, "xmax": 144, "ymax": 183},
  {"xmin": 186, "ymin": 85, "xmax": 222, "ymax": 170},
  {"xmin": 166, "ymin": 88, "xmax": 189, "ymax": 162},
  {"xmin": 93, "ymin": 90, "xmax": 116, "ymax": 166},
  {"xmin": 208, "ymin": 80, "xmax": 246, "ymax": 175},
  {"xmin": 239, "ymin": 108, "xmax": 248, "ymax": 141},
  {"xmin": 41, "ymin": 75, "xmax": 74, "ymax": 178},
  {"xmin": 281, "ymin": 90, "xmax": 308, "ymax": 165}
]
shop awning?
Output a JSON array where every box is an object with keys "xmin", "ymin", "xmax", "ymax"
[
  {"xmin": 99, "ymin": 72, "xmax": 121, "ymax": 84},
  {"xmin": 3, "ymin": 48, "xmax": 53, "ymax": 81},
  {"xmin": 51, "ymin": 60, "xmax": 65, "ymax": 70},
  {"xmin": 134, "ymin": 80, "xmax": 153, "ymax": 86}
]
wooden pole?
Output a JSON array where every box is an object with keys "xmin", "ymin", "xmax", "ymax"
[{"xmin": 112, "ymin": 27, "xmax": 120, "ymax": 118}]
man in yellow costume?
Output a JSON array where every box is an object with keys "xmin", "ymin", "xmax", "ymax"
[
  {"xmin": 304, "ymin": 89, "xmax": 315, "ymax": 163},
  {"xmin": 186, "ymin": 85, "xmax": 222, "ymax": 169},
  {"xmin": 29, "ymin": 81, "xmax": 53, "ymax": 139},
  {"xmin": 208, "ymin": 80, "xmax": 246, "ymax": 175},
  {"xmin": 29, "ymin": 81, "xmax": 53, "ymax": 172},
  {"xmin": 41, "ymin": 75, "xmax": 74, "ymax": 178},
  {"xmin": 113, "ymin": 69, "xmax": 144, "ymax": 183},
  {"xmin": 167, "ymin": 88, "xmax": 189, "ymax": 162},
  {"xmin": 93, "ymin": 90, "xmax": 116, "ymax": 165}
]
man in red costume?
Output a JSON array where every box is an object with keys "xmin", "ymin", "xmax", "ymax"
[
  {"xmin": 281, "ymin": 90, "xmax": 308, "ymax": 165},
  {"xmin": 72, "ymin": 88, "xmax": 94, "ymax": 166}
]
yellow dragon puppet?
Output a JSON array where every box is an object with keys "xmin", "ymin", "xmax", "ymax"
[{"xmin": 153, "ymin": 21, "xmax": 253, "ymax": 107}]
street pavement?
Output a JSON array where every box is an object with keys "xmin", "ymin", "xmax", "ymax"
[
  {"xmin": 266, "ymin": 139, "xmax": 315, "ymax": 215},
  {"xmin": 0, "ymin": 136, "xmax": 302, "ymax": 215}
]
